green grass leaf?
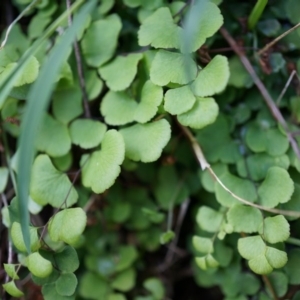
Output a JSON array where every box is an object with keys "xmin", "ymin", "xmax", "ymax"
[
  {"xmin": 81, "ymin": 130, "xmax": 125, "ymax": 193},
  {"xmin": 150, "ymin": 50, "xmax": 197, "ymax": 86},
  {"xmin": 27, "ymin": 252, "xmax": 53, "ymax": 278},
  {"xmin": 248, "ymin": 0, "xmax": 268, "ymax": 30},
  {"xmin": 48, "ymin": 208, "xmax": 87, "ymax": 245},
  {"xmin": 81, "ymin": 14, "xmax": 122, "ymax": 67},
  {"xmin": 35, "ymin": 113, "xmax": 72, "ymax": 157},
  {"xmin": 164, "ymin": 85, "xmax": 196, "ymax": 115},
  {"xmin": 99, "ymin": 53, "xmax": 143, "ymax": 91},
  {"xmin": 258, "ymin": 167, "xmax": 294, "ymax": 208},
  {"xmin": 227, "ymin": 205, "xmax": 263, "ymax": 233},
  {"xmin": 192, "ymin": 55, "xmax": 229, "ymax": 97},
  {"xmin": 120, "ymin": 119, "xmax": 171, "ymax": 162},
  {"xmin": 259, "ymin": 215, "xmax": 290, "ymax": 243},
  {"xmin": 30, "ymin": 155, "xmax": 78, "ymax": 207},
  {"xmin": 69, "ymin": 119, "xmax": 107, "ymax": 149},
  {"xmin": 55, "ymin": 273, "xmax": 78, "ymax": 296},
  {"xmin": 177, "ymin": 97, "xmax": 219, "ymax": 129},
  {"xmin": 138, "ymin": 7, "xmax": 180, "ymax": 49}
]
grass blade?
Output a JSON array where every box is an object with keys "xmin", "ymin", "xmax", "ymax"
[
  {"xmin": 17, "ymin": 0, "xmax": 96, "ymax": 253},
  {"xmin": 248, "ymin": 0, "xmax": 268, "ymax": 30}
]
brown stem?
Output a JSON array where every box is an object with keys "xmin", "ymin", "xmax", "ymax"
[
  {"xmin": 262, "ymin": 275, "xmax": 278, "ymax": 300},
  {"xmin": 66, "ymin": 0, "xmax": 91, "ymax": 118},
  {"xmin": 220, "ymin": 27, "xmax": 300, "ymax": 162}
]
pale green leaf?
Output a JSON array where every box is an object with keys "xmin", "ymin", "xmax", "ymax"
[
  {"xmin": 138, "ymin": 7, "xmax": 180, "ymax": 49},
  {"xmin": 164, "ymin": 85, "xmax": 196, "ymax": 115},
  {"xmin": 14, "ymin": 56, "xmax": 40, "ymax": 87},
  {"xmin": 81, "ymin": 14, "xmax": 122, "ymax": 67},
  {"xmin": 195, "ymin": 256, "xmax": 207, "ymax": 270},
  {"xmin": 120, "ymin": 119, "xmax": 171, "ymax": 162},
  {"xmin": 69, "ymin": 119, "xmax": 107, "ymax": 149},
  {"xmin": 181, "ymin": 0, "xmax": 223, "ymax": 53},
  {"xmin": 265, "ymin": 247, "xmax": 288, "ymax": 269},
  {"xmin": 86, "ymin": 70, "xmax": 103, "ymax": 100},
  {"xmin": 134, "ymin": 80, "xmax": 163, "ymax": 123},
  {"xmin": 143, "ymin": 278, "xmax": 165, "ymax": 300},
  {"xmin": 150, "ymin": 50, "xmax": 197, "ymax": 86},
  {"xmin": 82, "ymin": 130, "xmax": 125, "ymax": 193},
  {"xmin": 227, "ymin": 205, "xmax": 263, "ymax": 233},
  {"xmin": 48, "ymin": 208, "xmax": 87, "ymax": 245},
  {"xmin": 11, "ymin": 222, "xmax": 40, "ymax": 253},
  {"xmin": 196, "ymin": 206, "xmax": 223, "ymax": 233},
  {"xmin": 193, "ymin": 236, "xmax": 213, "ymax": 254},
  {"xmin": 258, "ymin": 167, "xmax": 294, "ymax": 208},
  {"xmin": 192, "ymin": 55, "xmax": 229, "ymax": 97},
  {"xmin": 238, "ymin": 235, "xmax": 265, "ymax": 260},
  {"xmin": 35, "ymin": 113, "xmax": 71, "ymax": 157},
  {"xmin": 101, "ymin": 91, "xmax": 137, "ymax": 126},
  {"xmin": 259, "ymin": 215, "xmax": 290, "ymax": 243},
  {"xmin": 4, "ymin": 264, "xmax": 20, "ymax": 280},
  {"xmin": 0, "ymin": 167, "xmax": 9, "ymax": 193},
  {"xmin": 99, "ymin": 53, "xmax": 143, "ymax": 91},
  {"xmin": 2, "ymin": 281, "xmax": 24, "ymax": 297},
  {"xmin": 284, "ymin": 249, "xmax": 300, "ymax": 284},
  {"xmin": 55, "ymin": 273, "xmax": 77, "ymax": 296},
  {"xmin": 177, "ymin": 97, "xmax": 219, "ymax": 129},
  {"xmin": 27, "ymin": 252, "xmax": 53, "ymax": 278},
  {"xmin": 111, "ymin": 268, "xmax": 136, "ymax": 292},
  {"xmin": 248, "ymin": 255, "xmax": 273, "ymax": 275},
  {"xmin": 206, "ymin": 254, "xmax": 219, "ymax": 268},
  {"xmin": 215, "ymin": 172, "xmax": 257, "ymax": 207},
  {"xmin": 30, "ymin": 155, "xmax": 78, "ymax": 207}
]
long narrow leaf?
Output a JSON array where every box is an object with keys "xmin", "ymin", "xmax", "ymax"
[
  {"xmin": 17, "ymin": 0, "xmax": 96, "ymax": 253},
  {"xmin": 0, "ymin": 0, "xmax": 85, "ymax": 108},
  {"xmin": 248, "ymin": 0, "xmax": 268, "ymax": 30}
]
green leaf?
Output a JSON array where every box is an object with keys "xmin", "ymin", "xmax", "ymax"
[
  {"xmin": 177, "ymin": 97, "xmax": 219, "ymax": 129},
  {"xmin": 81, "ymin": 14, "xmax": 122, "ymax": 67},
  {"xmin": 108, "ymin": 294, "xmax": 126, "ymax": 300},
  {"xmin": 42, "ymin": 282, "xmax": 75, "ymax": 300},
  {"xmin": 54, "ymin": 246, "xmax": 80, "ymax": 273},
  {"xmin": 2, "ymin": 281, "xmax": 24, "ymax": 297},
  {"xmin": 48, "ymin": 208, "xmax": 87, "ymax": 245},
  {"xmin": 101, "ymin": 91, "xmax": 137, "ymax": 126},
  {"xmin": 134, "ymin": 80, "xmax": 163, "ymax": 123},
  {"xmin": 160, "ymin": 230, "xmax": 175, "ymax": 244},
  {"xmin": 14, "ymin": 56, "xmax": 40, "ymax": 87},
  {"xmin": 0, "ymin": 167, "xmax": 9, "ymax": 193},
  {"xmin": 138, "ymin": 7, "xmax": 180, "ymax": 49},
  {"xmin": 4, "ymin": 264, "xmax": 20, "ymax": 280},
  {"xmin": 143, "ymin": 278, "xmax": 165, "ymax": 300},
  {"xmin": 215, "ymin": 172, "xmax": 257, "ymax": 207},
  {"xmin": 86, "ymin": 69, "xmax": 103, "ymax": 100},
  {"xmin": 248, "ymin": 0, "xmax": 268, "ymax": 29},
  {"xmin": 228, "ymin": 56, "xmax": 253, "ymax": 88},
  {"xmin": 111, "ymin": 268, "xmax": 136, "ymax": 292},
  {"xmin": 265, "ymin": 247, "xmax": 287, "ymax": 269},
  {"xmin": 284, "ymin": 249, "xmax": 300, "ymax": 284},
  {"xmin": 69, "ymin": 119, "xmax": 107, "ymax": 149},
  {"xmin": 196, "ymin": 206, "xmax": 224, "ymax": 233},
  {"xmin": 120, "ymin": 119, "xmax": 171, "ymax": 162},
  {"xmin": 99, "ymin": 53, "xmax": 143, "ymax": 91},
  {"xmin": 35, "ymin": 113, "xmax": 71, "ymax": 157},
  {"xmin": 164, "ymin": 85, "xmax": 196, "ymax": 115},
  {"xmin": 11, "ymin": 222, "xmax": 40, "ymax": 253},
  {"xmin": 258, "ymin": 167, "xmax": 294, "ymax": 208},
  {"xmin": 193, "ymin": 236, "xmax": 213, "ymax": 254},
  {"xmin": 30, "ymin": 155, "xmax": 78, "ymax": 207},
  {"xmin": 266, "ymin": 272, "xmax": 288, "ymax": 298},
  {"xmin": 27, "ymin": 252, "xmax": 53, "ymax": 278},
  {"xmin": 181, "ymin": 0, "xmax": 223, "ymax": 53},
  {"xmin": 200, "ymin": 163, "xmax": 228, "ymax": 192},
  {"xmin": 259, "ymin": 215, "xmax": 290, "ymax": 243},
  {"xmin": 55, "ymin": 273, "xmax": 78, "ymax": 296},
  {"xmin": 150, "ymin": 50, "xmax": 197, "ymax": 86},
  {"xmin": 248, "ymin": 254, "xmax": 273, "ymax": 275},
  {"xmin": 81, "ymin": 130, "xmax": 125, "ymax": 193},
  {"xmin": 115, "ymin": 246, "xmax": 138, "ymax": 272},
  {"xmin": 227, "ymin": 205, "xmax": 263, "ymax": 233},
  {"xmin": 238, "ymin": 235, "xmax": 265, "ymax": 260},
  {"xmin": 79, "ymin": 272, "xmax": 110, "ymax": 300},
  {"xmin": 286, "ymin": 0, "xmax": 300, "ymax": 24},
  {"xmin": 192, "ymin": 55, "xmax": 229, "ymax": 97}
]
